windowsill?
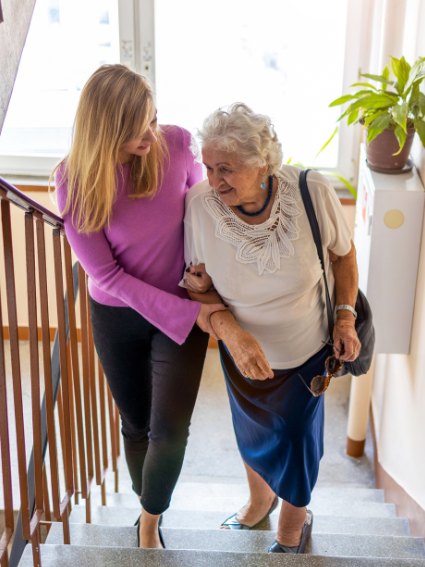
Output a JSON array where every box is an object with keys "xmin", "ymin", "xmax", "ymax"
[{"xmin": 1, "ymin": 175, "xmax": 356, "ymax": 205}]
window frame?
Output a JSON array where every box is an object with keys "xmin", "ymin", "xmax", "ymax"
[{"xmin": 0, "ymin": 0, "xmax": 368, "ymax": 189}]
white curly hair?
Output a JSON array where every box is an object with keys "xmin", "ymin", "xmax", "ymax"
[{"xmin": 197, "ymin": 103, "xmax": 283, "ymax": 175}]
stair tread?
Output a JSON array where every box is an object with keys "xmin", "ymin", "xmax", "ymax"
[
  {"xmin": 70, "ymin": 499, "xmax": 397, "ymax": 525},
  {"xmin": 90, "ymin": 486, "xmax": 385, "ymax": 510},
  {"xmin": 60, "ymin": 511, "xmax": 412, "ymax": 537},
  {"xmin": 18, "ymin": 544, "xmax": 425, "ymax": 567},
  {"xmin": 45, "ymin": 523, "xmax": 425, "ymax": 559}
]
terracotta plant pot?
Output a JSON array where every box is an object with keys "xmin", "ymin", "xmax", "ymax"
[{"xmin": 366, "ymin": 127, "xmax": 415, "ymax": 170}]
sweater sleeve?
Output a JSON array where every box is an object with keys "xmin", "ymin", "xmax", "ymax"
[{"xmin": 56, "ymin": 167, "xmax": 201, "ymax": 345}]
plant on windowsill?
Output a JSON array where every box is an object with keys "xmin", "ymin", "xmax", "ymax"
[
  {"xmin": 287, "ymin": 129, "xmax": 358, "ymax": 200},
  {"xmin": 328, "ymin": 55, "xmax": 425, "ymax": 173}
]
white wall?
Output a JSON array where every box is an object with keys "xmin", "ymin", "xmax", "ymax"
[
  {"xmin": 0, "ymin": 0, "xmax": 36, "ymax": 132},
  {"xmin": 370, "ymin": 0, "xmax": 425, "ymax": 510}
]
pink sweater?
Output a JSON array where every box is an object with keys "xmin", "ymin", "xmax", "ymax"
[{"xmin": 56, "ymin": 126, "xmax": 202, "ymax": 345}]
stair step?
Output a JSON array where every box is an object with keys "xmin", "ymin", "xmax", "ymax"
[
  {"xmin": 18, "ymin": 544, "xmax": 425, "ymax": 567},
  {"xmin": 162, "ymin": 510, "xmax": 409, "ymax": 536},
  {"xmin": 65, "ymin": 508, "xmax": 410, "ymax": 536},
  {"xmin": 45, "ymin": 523, "xmax": 425, "ymax": 559},
  {"xmin": 90, "ymin": 485, "xmax": 385, "ymax": 510},
  {"xmin": 70, "ymin": 499, "xmax": 397, "ymax": 528}
]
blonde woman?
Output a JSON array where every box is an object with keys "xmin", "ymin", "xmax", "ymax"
[
  {"xmin": 53, "ymin": 64, "xmax": 225, "ymax": 549},
  {"xmin": 183, "ymin": 104, "xmax": 360, "ymax": 553}
]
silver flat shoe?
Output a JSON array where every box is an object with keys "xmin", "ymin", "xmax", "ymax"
[
  {"xmin": 221, "ymin": 496, "xmax": 279, "ymax": 530},
  {"xmin": 268, "ymin": 509, "xmax": 313, "ymax": 554}
]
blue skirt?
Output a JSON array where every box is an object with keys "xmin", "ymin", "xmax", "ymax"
[{"xmin": 219, "ymin": 342, "xmax": 329, "ymax": 508}]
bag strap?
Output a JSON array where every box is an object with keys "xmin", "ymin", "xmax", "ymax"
[{"xmin": 299, "ymin": 169, "xmax": 335, "ymax": 344}]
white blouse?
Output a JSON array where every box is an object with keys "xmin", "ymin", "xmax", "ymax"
[{"xmin": 182, "ymin": 165, "xmax": 352, "ymax": 369}]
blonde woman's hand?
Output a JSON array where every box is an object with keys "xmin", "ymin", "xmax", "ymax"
[
  {"xmin": 222, "ymin": 326, "xmax": 274, "ymax": 381},
  {"xmin": 184, "ymin": 263, "xmax": 213, "ymax": 294},
  {"xmin": 196, "ymin": 303, "xmax": 227, "ymax": 339}
]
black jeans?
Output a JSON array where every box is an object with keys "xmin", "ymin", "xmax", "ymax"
[{"xmin": 90, "ymin": 297, "xmax": 209, "ymax": 515}]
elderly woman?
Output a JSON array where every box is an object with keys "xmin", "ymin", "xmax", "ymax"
[{"xmin": 183, "ymin": 103, "xmax": 361, "ymax": 554}]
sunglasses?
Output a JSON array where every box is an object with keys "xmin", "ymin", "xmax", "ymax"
[{"xmin": 298, "ymin": 342, "xmax": 344, "ymax": 397}]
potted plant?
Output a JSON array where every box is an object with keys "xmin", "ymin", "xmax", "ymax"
[{"xmin": 329, "ymin": 55, "xmax": 425, "ymax": 172}]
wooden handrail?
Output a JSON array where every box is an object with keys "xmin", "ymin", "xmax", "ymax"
[{"xmin": 0, "ymin": 177, "xmax": 63, "ymax": 228}]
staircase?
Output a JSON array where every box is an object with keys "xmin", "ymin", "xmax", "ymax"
[{"xmin": 16, "ymin": 477, "xmax": 425, "ymax": 566}]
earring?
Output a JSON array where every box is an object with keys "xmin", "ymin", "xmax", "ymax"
[{"xmin": 260, "ymin": 181, "xmax": 266, "ymax": 190}]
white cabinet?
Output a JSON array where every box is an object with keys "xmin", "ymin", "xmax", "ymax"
[{"xmin": 354, "ymin": 145, "xmax": 425, "ymax": 354}]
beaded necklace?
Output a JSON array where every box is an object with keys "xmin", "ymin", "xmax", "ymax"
[{"xmin": 236, "ymin": 175, "xmax": 273, "ymax": 217}]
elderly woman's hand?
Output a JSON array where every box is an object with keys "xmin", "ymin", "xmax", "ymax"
[
  {"xmin": 184, "ymin": 263, "xmax": 213, "ymax": 294},
  {"xmin": 218, "ymin": 323, "xmax": 274, "ymax": 381},
  {"xmin": 333, "ymin": 320, "xmax": 361, "ymax": 362}
]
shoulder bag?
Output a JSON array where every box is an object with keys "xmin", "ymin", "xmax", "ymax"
[{"xmin": 299, "ymin": 169, "xmax": 375, "ymax": 376}]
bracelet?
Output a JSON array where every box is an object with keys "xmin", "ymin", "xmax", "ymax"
[{"xmin": 336, "ymin": 304, "xmax": 357, "ymax": 320}]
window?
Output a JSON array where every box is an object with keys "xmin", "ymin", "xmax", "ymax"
[
  {"xmin": 155, "ymin": 0, "xmax": 349, "ymax": 169},
  {"xmin": 1, "ymin": 0, "xmax": 366, "ymax": 183},
  {"xmin": 0, "ymin": 0, "xmax": 120, "ymax": 175}
]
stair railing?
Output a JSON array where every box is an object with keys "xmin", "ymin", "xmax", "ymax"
[{"xmin": 0, "ymin": 177, "xmax": 120, "ymax": 567}]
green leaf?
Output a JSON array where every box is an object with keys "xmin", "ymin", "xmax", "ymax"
[
  {"xmin": 409, "ymin": 81, "xmax": 421, "ymax": 106},
  {"xmin": 364, "ymin": 111, "xmax": 384, "ymax": 127},
  {"xmin": 315, "ymin": 127, "xmax": 338, "ymax": 158},
  {"xmin": 329, "ymin": 94, "xmax": 355, "ymax": 107},
  {"xmin": 319, "ymin": 171, "xmax": 357, "ymax": 200},
  {"xmin": 361, "ymin": 72, "xmax": 393, "ymax": 87},
  {"xmin": 367, "ymin": 113, "xmax": 391, "ymax": 144},
  {"xmin": 404, "ymin": 56, "xmax": 425, "ymax": 94},
  {"xmin": 390, "ymin": 57, "xmax": 400, "ymax": 78},
  {"xmin": 392, "ymin": 102, "xmax": 409, "ymax": 132},
  {"xmin": 382, "ymin": 66, "xmax": 390, "ymax": 91},
  {"xmin": 347, "ymin": 109, "xmax": 359, "ymax": 125},
  {"xmin": 393, "ymin": 125, "xmax": 407, "ymax": 155},
  {"xmin": 286, "ymin": 157, "xmax": 293, "ymax": 164},
  {"xmin": 383, "ymin": 90, "xmax": 401, "ymax": 98},
  {"xmin": 337, "ymin": 92, "xmax": 395, "ymax": 123},
  {"xmin": 350, "ymin": 82, "xmax": 378, "ymax": 90},
  {"xmin": 391, "ymin": 56, "xmax": 411, "ymax": 94},
  {"xmin": 418, "ymin": 92, "xmax": 425, "ymax": 117},
  {"xmin": 415, "ymin": 120, "xmax": 425, "ymax": 146},
  {"xmin": 351, "ymin": 89, "xmax": 379, "ymax": 98}
]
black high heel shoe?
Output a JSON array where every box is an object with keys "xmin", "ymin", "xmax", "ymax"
[
  {"xmin": 268, "ymin": 509, "xmax": 313, "ymax": 554},
  {"xmin": 221, "ymin": 495, "xmax": 279, "ymax": 530},
  {"xmin": 135, "ymin": 514, "xmax": 166, "ymax": 549}
]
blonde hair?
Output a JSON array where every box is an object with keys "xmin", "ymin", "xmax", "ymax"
[
  {"xmin": 51, "ymin": 64, "xmax": 168, "ymax": 233},
  {"xmin": 198, "ymin": 103, "xmax": 282, "ymax": 175}
]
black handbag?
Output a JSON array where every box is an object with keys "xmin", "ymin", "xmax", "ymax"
[{"xmin": 299, "ymin": 169, "xmax": 375, "ymax": 377}]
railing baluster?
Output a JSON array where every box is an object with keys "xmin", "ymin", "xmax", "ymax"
[
  {"xmin": 24, "ymin": 212, "xmax": 44, "ymax": 567},
  {"xmin": 107, "ymin": 385, "xmax": 118, "ymax": 493},
  {"xmin": 98, "ymin": 360, "xmax": 108, "ymax": 505},
  {"xmin": 67, "ymin": 342, "xmax": 80, "ymax": 505},
  {"xmin": 25, "ymin": 213, "xmax": 44, "ymax": 515},
  {"xmin": 87, "ymin": 299, "xmax": 102, "ymax": 487},
  {"xmin": 1, "ymin": 200, "xmax": 30, "ymax": 540},
  {"xmin": 56, "ymin": 385, "xmax": 68, "ymax": 492},
  {"xmin": 53, "ymin": 229, "xmax": 74, "ymax": 531},
  {"xmin": 35, "ymin": 219, "xmax": 61, "ymax": 520},
  {"xmin": 63, "ymin": 240, "xmax": 87, "ymax": 500},
  {"xmin": 0, "ymin": 270, "xmax": 13, "ymax": 566},
  {"xmin": 42, "ymin": 466, "xmax": 51, "ymax": 526},
  {"xmin": 78, "ymin": 264, "xmax": 94, "ymax": 522}
]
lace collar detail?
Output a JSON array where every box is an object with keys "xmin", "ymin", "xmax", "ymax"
[{"xmin": 202, "ymin": 173, "xmax": 302, "ymax": 275}]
